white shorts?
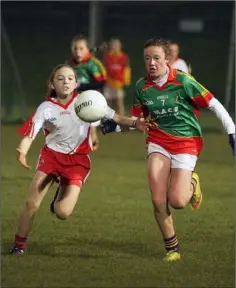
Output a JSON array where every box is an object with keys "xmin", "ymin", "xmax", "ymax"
[
  {"xmin": 103, "ymin": 85, "xmax": 124, "ymax": 100},
  {"xmin": 147, "ymin": 142, "xmax": 197, "ymax": 171}
]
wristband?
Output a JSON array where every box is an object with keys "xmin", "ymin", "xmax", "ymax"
[{"xmin": 131, "ymin": 119, "xmax": 136, "ymax": 128}]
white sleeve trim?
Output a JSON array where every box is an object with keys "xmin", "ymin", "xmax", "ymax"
[
  {"xmin": 90, "ymin": 106, "xmax": 115, "ymax": 127},
  {"xmin": 105, "ymin": 106, "xmax": 115, "ymax": 119},
  {"xmin": 208, "ymin": 97, "xmax": 235, "ymax": 134},
  {"xmin": 91, "ymin": 120, "xmax": 101, "ymax": 127}
]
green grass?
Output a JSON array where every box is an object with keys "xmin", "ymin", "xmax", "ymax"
[{"xmin": 1, "ymin": 112, "xmax": 234, "ymax": 288}]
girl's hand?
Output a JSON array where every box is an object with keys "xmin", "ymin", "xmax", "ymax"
[
  {"xmin": 134, "ymin": 113, "xmax": 152, "ymax": 133},
  {"xmin": 16, "ymin": 149, "xmax": 31, "ymax": 169}
]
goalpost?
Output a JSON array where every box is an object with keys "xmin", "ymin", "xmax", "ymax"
[
  {"xmin": 2, "ymin": 20, "xmax": 27, "ymax": 122},
  {"xmin": 88, "ymin": 1, "xmax": 101, "ymax": 49},
  {"xmin": 224, "ymin": 5, "xmax": 235, "ymax": 112}
]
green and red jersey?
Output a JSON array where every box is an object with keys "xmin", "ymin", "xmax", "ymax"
[
  {"xmin": 67, "ymin": 53, "xmax": 107, "ymax": 91},
  {"xmin": 130, "ymin": 66, "xmax": 214, "ymax": 156}
]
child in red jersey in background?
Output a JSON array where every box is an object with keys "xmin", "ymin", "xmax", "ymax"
[{"xmin": 103, "ymin": 38, "xmax": 131, "ymax": 116}]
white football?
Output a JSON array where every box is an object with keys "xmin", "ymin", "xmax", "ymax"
[{"xmin": 74, "ymin": 90, "xmax": 108, "ymax": 123}]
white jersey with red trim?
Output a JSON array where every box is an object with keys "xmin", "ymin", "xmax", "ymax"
[
  {"xmin": 171, "ymin": 58, "xmax": 189, "ymax": 73},
  {"xmin": 24, "ymin": 94, "xmax": 115, "ymax": 154}
]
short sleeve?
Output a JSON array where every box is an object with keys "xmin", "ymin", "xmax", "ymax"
[
  {"xmin": 91, "ymin": 120, "xmax": 101, "ymax": 127},
  {"xmin": 184, "ymin": 75, "xmax": 214, "ymax": 108},
  {"xmin": 90, "ymin": 58, "xmax": 107, "ymax": 82},
  {"xmin": 90, "ymin": 106, "xmax": 115, "ymax": 126},
  {"xmin": 18, "ymin": 103, "xmax": 47, "ymax": 139},
  {"xmin": 130, "ymin": 82, "xmax": 149, "ymax": 118},
  {"xmin": 104, "ymin": 106, "xmax": 115, "ymax": 119}
]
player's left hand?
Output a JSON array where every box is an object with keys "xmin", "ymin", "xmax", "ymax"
[
  {"xmin": 16, "ymin": 149, "xmax": 31, "ymax": 169},
  {"xmin": 229, "ymin": 133, "xmax": 235, "ymax": 155},
  {"xmin": 100, "ymin": 118, "xmax": 118, "ymax": 135}
]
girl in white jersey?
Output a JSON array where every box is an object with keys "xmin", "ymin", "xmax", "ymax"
[
  {"xmin": 10, "ymin": 64, "xmax": 149, "ymax": 255},
  {"xmin": 169, "ymin": 42, "xmax": 189, "ymax": 73}
]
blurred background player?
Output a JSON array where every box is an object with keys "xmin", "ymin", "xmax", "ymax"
[
  {"xmin": 67, "ymin": 34, "xmax": 107, "ymax": 93},
  {"xmin": 103, "ymin": 38, "xmax": 131, "ymax": 116},
  {"xmin": 67, "ymin": 34, "xmax": 108, "ymax": 150},
  {"xmin": 168, "ymin": 41, "xmax": 190, "ymax": 73},
  {"xmin": 10, "ymin": 64, "xmax": 149, "ymax": 255},
  {"xmin": 96, "ymin": 41, "xmax": 109, "ymax": 63}
]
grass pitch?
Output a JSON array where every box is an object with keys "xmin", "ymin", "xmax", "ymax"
[{"xmin": 1, "ymin": 112, "xmax": 234, "ymax": 288}]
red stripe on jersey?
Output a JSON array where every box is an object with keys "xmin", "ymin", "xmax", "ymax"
[
  {"xmin": 171, "ymin": 79, "xmax": 183, "ymax": 86},
  {"xmin": 193, "ymin": 107, "xmax": 200, "ymax": 119},
  {"xmin": 73, "ymin": 127, "xmax": 92, "ymax": 155},
  {"xmin": 191, "ymin": 93, "xmax": 213, "ymax": 108},
  {"xmin": 141, "ymin": 84, "xmax": 154, "ymax": 91},
  {"xmin": 18, "ymin": 112, "xmax": 35, "ymax": 136},
  {"xmin": 146, "ymin": 127, "xmax": 203, "ymax": 156},
  {"xmin": 130, "ymin": 105, "xmax": 149, "ymax": 118},
  {"xmin": 47, "ymin": 91, "xmax": 78, "ymax": 110}
]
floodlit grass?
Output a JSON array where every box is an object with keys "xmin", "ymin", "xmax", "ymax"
[{"xmin": 1, "ymin": 112, "xmax": 234, "ymax": 288}]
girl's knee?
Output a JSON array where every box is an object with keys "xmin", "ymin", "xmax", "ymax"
[
  {"xmin": 54, "ymin": 204, "xmax": 73, "ymax": 220},
  {"xmin": 168, "ymin": 192, "xmax": 189, "ymax": 209},
  {"xmin": 55, "ymin": 209, "xmax": 72, "ymax": 220}
]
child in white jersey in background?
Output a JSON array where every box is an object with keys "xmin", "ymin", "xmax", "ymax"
[{"xmin": 168, "ymin": 42, "xmax": 189, "ymax": 73}]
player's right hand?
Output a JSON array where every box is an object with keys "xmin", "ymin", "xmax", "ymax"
[
  {"xmin": 135, "ymin": 113, "xmax": 152, "ymax": 133},
  {"xmin": 16, "ymin": 149, "xmax": 31, "ymax": 169}
]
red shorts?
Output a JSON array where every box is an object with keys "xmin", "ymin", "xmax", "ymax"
[{"xmin": 36, "ymin": 145, "xmax": 91, "ymax": 188}]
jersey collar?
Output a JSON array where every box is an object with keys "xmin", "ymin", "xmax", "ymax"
[
  {"xmin": 68, "ymin": 53, "xmax": 92, "ymax": 66},
  {"xmin": 80, "ymin": 53, "xmax": 92, "ymax": 63},
  {"xmin": 146, "ymin": 64, "xmax": 176, "ymax": 83},
  {"xmin": 47, "ymin": 91, "xmax": 78, "ymax": 109},
  {"xmin": 145, "ymin": 64, "xmax": 177, "ymax": 90}
]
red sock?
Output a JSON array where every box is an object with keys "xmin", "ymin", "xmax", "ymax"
[{"xmin": 14, "ymin": 234, "xmax": 27, "ymax": 249}]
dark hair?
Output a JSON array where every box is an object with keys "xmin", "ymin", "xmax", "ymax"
[
  {"xmin": 169, "ymin": 41, "xmax": 179, "ymax": 47},
  {"xmin": 71, "ymin": 34, "xmax": 89, "ymax": 47},
  {"xmin": 47, "ymin": 64, "xmax": 77, "ymax": 98},
  {"xmin": 144, "ymin": 37, "xmax": 171, "ymax": 56}
]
